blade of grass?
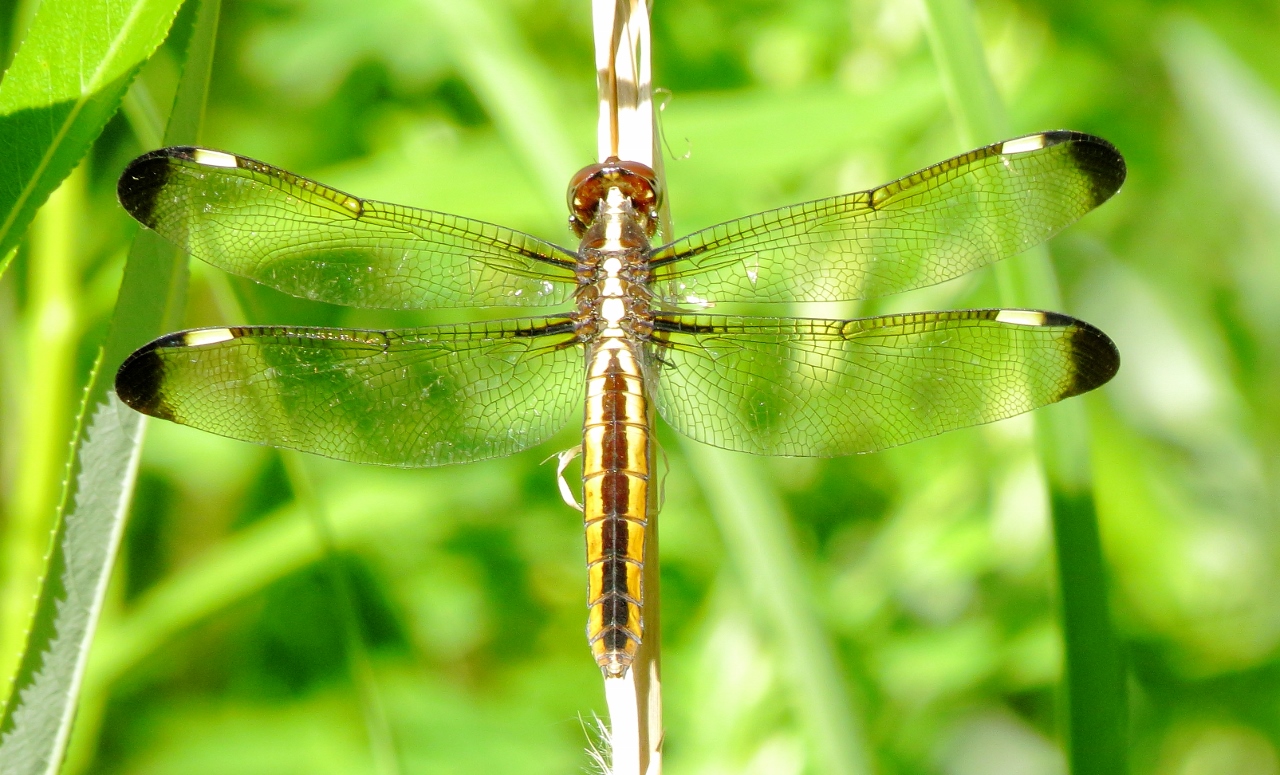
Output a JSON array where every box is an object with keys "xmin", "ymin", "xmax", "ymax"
[
  {"xmin": 665, "ymin": 5, "xmax": 870, "ymax": 769},
  {"xmin": 202, "ymin": 265, "xmax": 403, "ymax": 775},
  {"xmin": 916, "ymin": 2, "xmax": 1128, "ymax": 773},
  {"xmin": 0, "ymin": 165, "xmax": 85, "ymax": 689},
  {"xmin": 1162, "ymin": 14, "xmax": 1280, "ymax": 218},
  {"xmin": 0, "ymin": 1, "xmax": 216, "ymax": 770},
  {"xmin": 283, "ymin": 454, "xmax": 402, "ymax": 775},
  {"xmin": 421, "ymin": 0, "xmax": 580, "ymax": 207},
  {"xmin": 683, "ymin": 445, "xmax": 870, "ymax": 775},
  {"xmin": 917, "ymin": 0, "xmax": 1059, "ymax": 309},
  {"xmin": 118, "ymin": 79, "xmax": 165, "ymax": 152},
  {"xmin": 915, "ymin": 0, "xmax": 1006, "ymax": 147},
  {"xmin": 83, "ymin": 465, "xmax": 508, "ymax": 704},
  {"xmin": 0, "ymin": 0, "xmax": 187, "ymax": 278}
]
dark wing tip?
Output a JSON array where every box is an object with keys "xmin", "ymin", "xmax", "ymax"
[
  {"xmin": 1057, "ymin": 131, "xmax": 1127, "ymax": 208},
  {"xmin": 1014, "ymin": 131, "xmax": 1125, "ymax": 208},
  {"xmin": 115, "ymin": 332, "xmax": 186, "ymax": 421},
  {"xmin": 118, "ymin": 147, "xmax": 198, "ymax": 227},
  {"xmin": 1051, "ymin": 313, "xmax": 1121, "ymax": 398}
]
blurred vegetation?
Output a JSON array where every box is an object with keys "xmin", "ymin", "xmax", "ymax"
[{"xmin": 2, "ymin": 0, "xmax": 1280, "ymax": 773}]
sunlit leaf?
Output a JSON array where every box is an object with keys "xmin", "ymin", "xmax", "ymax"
[
  {"xmin": 0, "ymin": 0, "xmax": 218, "ymax": 770},
  {"xmin": 0, "ymin": 0, "xmax": 186, "ymax": 272}
]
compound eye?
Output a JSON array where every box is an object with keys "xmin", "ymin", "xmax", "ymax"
[{"xmin": 566, "ymin": 158, "xmax": 662, "ymax": 236}]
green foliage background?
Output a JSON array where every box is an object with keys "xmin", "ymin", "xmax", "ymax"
[{"xmin": 2, "ymin": 0, "xmax": 1280, "ymax": 772}]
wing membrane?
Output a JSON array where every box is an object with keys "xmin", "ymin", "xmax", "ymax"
[
  {"xmin": 651, "ymin": 309, "xmax": 1118, "ymax": 456},
  {"xmin": 650, "ymin": 131, "xmax": 1125, "ymax": 305},
  {"xmin": 118, "ymin": 147, "xmax": 579, "ymax": 309},
  {"xmin": 115, "ymin": 317, "xmax": 583, "ymax": 467}
]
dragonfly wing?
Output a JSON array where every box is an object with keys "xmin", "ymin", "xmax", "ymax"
[
  {"xmin": 119, "ymin": 147, "xmax": 579, "ymax": 309},
  {"xmin": 650, "ymin": 310, "xmax": 1118, "ymax": 456},
  {"xmin": 650, "ymin": 131, "xmax": 1124, "ymax": 305},
  {"xmin": 115, "ymin": 317, "xmax": 583, "ymax": 467}
]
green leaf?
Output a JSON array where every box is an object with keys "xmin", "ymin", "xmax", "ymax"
[
  {"xmin": 0, "ymin": 0, "xmax": 219, "ymax": 770},
  {"xmin": 0, "ymin": 373, "xmax": 144, "ymax": 774},
  {"xmin": 0, "ymin": 0, "xmax": 186, "ymax": 273}
]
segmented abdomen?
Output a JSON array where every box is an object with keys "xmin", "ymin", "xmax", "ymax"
[{"xmin": 582, "ymin": 336, "xmax": 650, "ymax": 677}]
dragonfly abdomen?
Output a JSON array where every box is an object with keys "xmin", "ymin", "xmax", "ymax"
[{"xmin": 582, "ymin": 336, "xmax": 650, "ymax": 677}]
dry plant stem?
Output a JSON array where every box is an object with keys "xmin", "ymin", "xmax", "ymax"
[
  {"xmin": 592, "ymin": 3, "xmax": 662, "ymax": 774},
  {"xmin": 417, "ymin": 1, "xmax": 648, "ymax": 766},
  {"xmin": 594, "ymin": 0, "xmax": 654, "ymax": 165}
]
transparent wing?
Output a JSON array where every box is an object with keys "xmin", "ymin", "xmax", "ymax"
[
  {"xmin": 118, "ymin": 147, "xmax": 579, "ymax": 309},
  {"xmin": 650, "ymin": 309, "xmax": 1118, "ymax": 456},
  {"xmin": 650, "ymin": 131, "xmax": 1125, "ymax": 305},
  {"xmin": 115, "ymin": 317, "xmax": 583, "ymax": 467}
]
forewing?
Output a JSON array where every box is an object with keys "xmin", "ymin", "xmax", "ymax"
[
  {"xmin": 650, "ymin": 131, "xmax": 1125, "ymax": 305},
  {"xmin": 651, "ymin": 310, "xmax": 1118, "ymax": 456},
  {"xmin": 115, "ymin": 317, "xmax": 583, "ymax": 467},
  {"xmin": 118, "ymin": 147, "xmax": 579, "ymax": 309}
]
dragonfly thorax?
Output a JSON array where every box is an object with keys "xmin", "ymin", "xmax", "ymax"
[{"xmin": 572, "ymin": 187, "xmax": 656, "ymax": 343}]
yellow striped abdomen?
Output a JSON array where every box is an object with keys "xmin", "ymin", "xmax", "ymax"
[{"xmin": 582, "ymin": 336, "xmax": 650, "ymax": 677}]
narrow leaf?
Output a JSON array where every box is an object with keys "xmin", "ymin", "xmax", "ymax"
[
  {"xmin": 0, "ymin": 386, "xmax": 144, "ymax": 773},
  {"xmin": 0, "ymin": 0, "xmax": 187, "ymax": 272},
  {"xmin": 684, "ymin": 444, "xmax": 871, "ymax": 775},
  {"xmin": 0, "ymin": 0, "xmax": 220, "ymax": 770}
]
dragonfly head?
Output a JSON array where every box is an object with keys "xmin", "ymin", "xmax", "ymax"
[{"xmin": 567, "ymin": 157, "xmax": 661, "ymax": 238}]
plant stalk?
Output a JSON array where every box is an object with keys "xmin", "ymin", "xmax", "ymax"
[
  {"xmin": 591, "ymin": 3, "xmax": 663, "ymax": 773},
  {"xmin": 0, "ymin": 165, "xmax": 83, "ymax": 693}
]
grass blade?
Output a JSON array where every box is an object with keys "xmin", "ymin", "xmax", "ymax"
[
  {"xmin": 917, "ymin": 1, "xmax": 1128, "ymax": 773},
  {"xmin": 84, "ymin": 465, "xmax": 505, "ymax": 702},
  {"xmin": 0, "ymin": 0, "xmax": 187, "ymax": 277},
  {"xmin": 422, "ymin": 0, "xmax": 579, "ymax": 207},
  {"xmin": 1163, "ymin": 14, "xmax": 1280, "ymax": 217},
  {"xmin": 200, "ymin": 266, "xmax": 404, "ymax": 775},
  {"xmin": 0, "ymin": 166, "xmax": 86, "ymax": 693},
  {"xmin": 0, "ymin": 1, "xmax": 219, "ymax": 770},
  {"xmin": 0, "ymin": 374, "xmax": 144, "ymax": 774},
  {"xmin": 684, "ymin": 445, "xmax": 870, "ymax": 775}
]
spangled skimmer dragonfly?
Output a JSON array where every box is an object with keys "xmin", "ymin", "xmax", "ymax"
[{"xmin": 115, "ymin": 130, "xmax": 1123, "ymax": 677}]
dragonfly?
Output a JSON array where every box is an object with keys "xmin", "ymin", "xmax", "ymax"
[{"xmin": 114, "ymin": 130, "xmax": 1124, "ymax": 677}]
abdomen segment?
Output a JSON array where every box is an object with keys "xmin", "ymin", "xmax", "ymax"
[{"xmin": 582, "ymin": 338, "xmax": 651, "ymax": 677}]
